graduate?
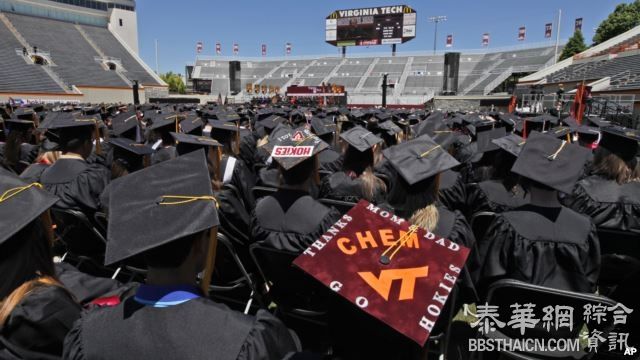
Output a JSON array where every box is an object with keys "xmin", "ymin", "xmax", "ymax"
[
  {"xmin": 1, "ymin": 110, "xmax": 40, "ymax": 174},
  {"xmin": 37, "ymin": 113, "xmax": 111, "ymax": 215},
  {"xmin": 473, "ymin": 131, "xmax": 600, "ymax": 296},
  {"xmin": 465, "ymin": 133, "xmax": 530, "ymax": 216},
  {"xmin": 63, "ymin": 151, "xmax": 299, "ymax": 360},
  {"xmin": 0, "ymin": 169, "xmax": 81, "ymax": 359},
  {"xmin": 251, "ymin": 128, "xmax": 341, "ymax": 252},
  {"xmin": 146, "ymin": 113, "xmax": 178, "ymax": 165},
  {"xmin": 563, "ymin": 126, "xmax": 640, "ymax": 232},
  {"xmin": 319, "ymin": 126, "xmax": 387, "ymax": 204},
  {"xmin": 384, "ymin": 134, "xmax": 475, "ymax": 248},
  {"xmin": 309, "ymin": 116, "xmax": 342, "ymax": 172}
]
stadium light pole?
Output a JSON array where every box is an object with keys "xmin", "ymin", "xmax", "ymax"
[{"xmin": 428, "ymin": 16, "xmax": 447, "ymax": 55}]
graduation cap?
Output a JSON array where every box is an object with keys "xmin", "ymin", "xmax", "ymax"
[
  {"xmin": 207, "ymin": 120, "xmax": 240, "ymax": 132},
  {"xmin": 340, "ymin": 126, "xmax": 383, "ymax": 152},
  {"xmin": 599, "ymin": 126, "xmax": 639, "ymax": 161},
  {"xmin": 491, "ymin": 133, "xmax": 526, "ymax": 157},
  {"xmin": 148, "ymin": 114, "xmax": 179, "ymax": 131},
  {"xmin": 561, "ymin": 116, "xmax": 580, "ymax": 130},
  {"xmin": 258, "ymin": 115, "xmax": 286, "ymax": 130},
  {"xmin": 171, "ymin": 132, "xmax": 222, "ymax": 156},
  {"xmin": 0, "ymin": 168, "xmax": 58, "ymax": 245},
  {"xmin": 586, "ymin": 116, "xmax": 612, "ymax": 128},
  {"xmin": 261, "ymin": 128, "xmax": 328, "ymax": 170},
  {"xmin": 576, "ymin": 126, "xmax": 600, "ymax": 145},
  {"xmin": 377, "ymin": 120, "xmax": 402, "ymax": 137},
  {"xmin": 12, "ymin": 107, "xmax": 36, "ymax": 120},
  {"xmin": 38, "ymin": 112, "xmax": 103, "ymax": 153},
  {"xmin": 476, "ymin": 127, "xmax": 507, "ymax": 153},
  {"xmin": 5, "ymin": 117, "xmax": 36, "ymax": 132},
  {"xmin": 293, "ymin": 200, "xmax": 471, "ymax": 345},
  {"xmin": 310, "ymin": 117, "xmax": 336, "ymax": 136},
  {"xmin": 497, "ymin": 113, "xmax": 520, "ymax": 131},
  {"xmin": 547, "ymin": 126, "xmax": 572, "ymax": 141},
  {"xmin": 105, "ymin": 150, "xmax": 220, "ymax": 266},
  {"xmin": 179, "ymin": 115, "xmax": 204, "ymax": 135},
  {"xmin": 383, "ymin": 135, "xmax": 460, "ymax": 186},
  {"xmin": 109, "ymin": 137, "xmax": 153, "ymax": 173},
  {"xmin": 111, "ymin": 111, "xmax": 139, "ymax": 138},
  {"xmin": 511, "ymin": 131, "xmax": 590, "ymax": 193}
]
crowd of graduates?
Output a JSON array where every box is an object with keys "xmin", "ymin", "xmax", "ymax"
[{"xmin": 0, "ymin": 100, "xmax": 638, "ymax": 359}]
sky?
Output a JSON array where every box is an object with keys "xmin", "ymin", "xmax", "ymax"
[{"xmin": 135, "ymin": 0, "xmax": 634, "ymax": 75}]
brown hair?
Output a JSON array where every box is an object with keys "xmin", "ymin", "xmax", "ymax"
[
  {"xmin": 410, "ymin": 205, "xmax": 440, "ymax": 231},
  {"xmin": 591, "ymin": 147, "xmax": 638, "ymax": 184},
  {"xmin": 2, "ymin": 130, "xmax": 25, "ymax": 170}
]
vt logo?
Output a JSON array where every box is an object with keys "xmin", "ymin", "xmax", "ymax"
[{"xmin": 358, "ymin": 266, "xmax": 429, "ymax": 301}]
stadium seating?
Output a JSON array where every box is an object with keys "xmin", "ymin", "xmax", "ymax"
[{"xmin": 193, "ymin": 45, "xmax": 557, "ymax": 101}]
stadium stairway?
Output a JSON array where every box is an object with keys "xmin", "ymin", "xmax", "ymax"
[
  {"xmin": 321, "ymin": 58, "xmax": 348, "ymax": 86},
  {"xmin": 460, "ymin": 59, "xmax": 504, "ymax": 95},
  {"xmin": 355, "ymin": 57, "xmax": 380, "ymax": 93},
  {"xmin": 0, "ymin": 12, "xmax": 72, "ymax": 94},
  {"xmin": 74, "ymin": 24, "xmax": 133, "ymax": 86},
  {"xmin": 282, "ymin": 60, "xmax": 317, "ymax": 88},
  {"xmin": 393, "ymin": 57, "xmax": 414, "ymax": 99}
]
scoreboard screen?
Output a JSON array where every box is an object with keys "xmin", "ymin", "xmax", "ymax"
[{"xmin": 326, "ymin": 5, "xmax": 416, "ymax": 47}]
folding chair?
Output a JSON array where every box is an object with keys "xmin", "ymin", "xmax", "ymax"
[{"xmin": 597, "ymin": 228, "xmax": 640, "ymax": 294}]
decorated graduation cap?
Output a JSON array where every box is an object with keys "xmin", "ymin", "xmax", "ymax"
[
  {"xmin": 340, "ymin": 126, "xmax": 383, "ymax": 152},
  {"xmin": 599, "ymin": 126, "xmax": 639, "ymax": 161},
  {"xmin": 476, "ymin": 127, "xmax": 507, "ymax": 153},
  {"xmin": 293, "ymin": 200, "xmax": 471, "ymax": 345},
  {"xmin": 105, "ymin": 150, "xmax": 220, "ymax": 266},
  {"xmin": 491, "ymin": 133, "xmax": 526, "ymax": 157},
  {"xmin": 262, "ymin": 128, "xmax": 328, "ymax": 170},
  {"xmin": 511, "ymin": 131, "xmax": 590, "ymax": 194},
  {"xmin": 310, "ymin": 117, "xmax": 336, "ymax": 136},
  {"xmin": 0, "ymin": 168, "xmax": 58, "ymax": 246},
  {"xmin": 383, "ymin": 135, "xmax": 460, "ymax": 186},
  {"xmin": 109, "ymin": 137, "xmax": 153, "ymax": 173}
]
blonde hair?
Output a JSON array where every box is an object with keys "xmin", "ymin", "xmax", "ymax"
[
  {"xmin": 410, "ymin": 205, "xmax": 440, "ymax": 231},
  {"xmin": 0, "ymin": 277, "xmax": 63, "ymax": 326},
  {"xmin": 36, "ymin": 151, "xmax": 61, "ymax": 165}
]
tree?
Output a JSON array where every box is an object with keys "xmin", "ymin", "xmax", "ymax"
[
  {"xmin": 593, "ymin": 1, "xmax": 640, "ymax": 45},
  {"xmin": 559, "ymin": 30, "xmax": 587, "ymax": 61},
  {"xmin": 160, "ymin": 71, "xmax": 186, "ymax": 94}
]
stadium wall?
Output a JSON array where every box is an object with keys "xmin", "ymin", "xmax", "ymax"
[
  {"xmin": 108, "ymin": 8, "xmax": 138, "ymax": 54},
  {"xmin": 0, "ymin": 91, "xmax": 83, "ymax": 103}
]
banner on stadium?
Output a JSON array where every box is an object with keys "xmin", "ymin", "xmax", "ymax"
[
  {"xmin": 482, "ymin": 33, "xmax": 490, "ymax": 47},
  {"xmin": 216, "ymin": 42, "xmax": 221, "ymax": 55},
  {"xmin": 261, "ymin": 44, "xmax": 267, "ymax": 56},
  {"xmin": 293, "ymin": 200, "xmax": 471, "ymax": 345},
  {"xmin": 545, "ymin": 23, "xmax": 553, "ymax": 38},
  {"xmin": 446, "ymin": 34, "xmax": 453, "ymax": 48},
  {"xmin": 286, "ymin": 42, "xmax": 292, "ymax": 55},
  {"xmin": 196, "ymin": 41, "xmax": 203, "ymax": 53},
  {"xmin": 518, "ymin": 27, "xmax": 526, "ymax": 41},
  {"xmin": 233, "ymin": 43, "xmax": 239, "ymax": 55},
  {"xmin": 575, "ymin": 18, "xmax": 583, "ymax": 32}
]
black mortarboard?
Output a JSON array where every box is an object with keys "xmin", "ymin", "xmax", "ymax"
[
  {"xmin": 340, "ymin": 126, "xmax": 383, "ymax": 152},
  {"xmin": 548, "ymin": 126, "xmax": 572, "ymax": 140},
  {"xmin": 105, "ymin": 150, "xmax": 219, "ymax": 265},
  {"xmin": 587, "ymin": 117, "xmax": 612, "ymax": 128},
  {"xmin": 109, "ymin": 137, "xmax": 153, "ymax": 173},
  {"xmin": 208, "ymin": 120, "xmax": 240, "ymax": 132},
  {"xmin": 511, "ymin": 131, "xmax": 590, "ymax": 193},
  {"xmin": 179, "ymin": 115, "xmax": 204, "ymax": 135},
  {"xmin": 477, "ymin": 127, "xmax": 507, "ymax": 153},
  {"xmin": 38, "ymin": 112, "xmax": 97, "ymax": 129},
  {"xmin": 12, "ymin": 107, "xmax": 35, "ymax": 120},
  {"xmin": 148, "ymin": 114, "xmax": 179, "ymax": 131},
  {"xmin": 576, "ymin": 126, "xmax": 600, "ymax": 144},
  {"xmin": 258, "ymin": 115, "xmax": 286, "ymax": 130},
  {"xmin": 171, "ymin": 132, "xmax": 222, "ymax": 155},
  {"xmin": 0, "ymin": 169, "xmax": 58, "ymax": 245},
  {"xmin": 377, "ymin": 120, "xmax": 402, "ymax": 136},
  {"xmin": 111, "ymin": 111, "xmax": 139, "ymax": 137},
  {"xmin": 561, "ymin": 116, "xmax": 580, "ymax": 130},
  {"xmin": 261, "ymin": 128, "xmax": 328, "ymax": 170},
  {"xmin": 599, "ymin": 126, "xmax": 639, "ymax": 161},
  {"xmin": 491, "ymin": 134, "xmax": 526, "ymax": 157},
  {"xmin": 310, "ymin": 117, "xmax": 336, "ymax": 136},
  {"xmin": 383, "ymin": 135, "xmax": 460, "ymax": 186},
  {"xmin": 5, "ymin": 118, "xmax": 36, "ymax": 132}
]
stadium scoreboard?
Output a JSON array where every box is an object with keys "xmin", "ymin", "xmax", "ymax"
[{"xmin": 326, "ymin": 5, "xmax": 416, "ymax": 47}]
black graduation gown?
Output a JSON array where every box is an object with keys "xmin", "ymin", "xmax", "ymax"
[
  {"xmin": 472, "ymin": 205, "xmax": 600, "ymax": 296},
  {"xmin": 251, "ymin": 190, "xmax": 341, "ymax": 253},
  {"xmin": 19, "ymin": 163, "xmax": 50, "ymax": 183},
  {"xmin": 0, "ymin": 143, "xmax": 38, "ymax": 174},
  {"xmin": 39, "ymin": 158, "xmax": 110, "ymax": 214},
  {"xmin": 55, "ymin": 263, "xmax": 125, "ymax": 305},
  {"xmin": 465, "ymin": 180, "xmax": 530, "ymax": 216},
  {"xmin": 0, "ymin": 285, "xmax": 80, "ymax": 360},
  {"xmin": 563, "ymin": 175, "xmax": 640, "ymax": 232},
  {"xmin": 319, "ymin": 171, "xmax": 387, "ymax": 204},
  {"xmin": 438, "ymin": 169, "xmax": 467, "ymax": 213},
  {"xmin": 62, "ymin": 298, "xmax": 298, "ymax": 360},
  {"xmin": 221, "ymin": 155, "xmax": 256, "ymax": 210},
  {"xmin": 317, "ymin": 148, "xmax": 342, "ymax": 173},
  {"xmin": 238, "ymin": 131, "xmax": 259, "ymax": 175}
]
